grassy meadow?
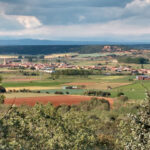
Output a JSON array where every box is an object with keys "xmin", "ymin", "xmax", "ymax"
[{"xmin": 0, "ymin": 68, "xmax": 149, "ymax": 101}]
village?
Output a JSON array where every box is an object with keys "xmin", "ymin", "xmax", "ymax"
[{"xmin": 0, "ymin": 52, "xmax": 150, "ymax": 80}]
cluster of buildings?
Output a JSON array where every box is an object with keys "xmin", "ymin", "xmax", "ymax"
[
  {"xmin": 136, "ymin": 75, "xmax": 150, "ymax": 80},
  {"xmin": 1, "ymin": 60, "xmax": 150, "ymax": 74},
  {"xmin": 0, "ymin": 57, "xmax": 150, "ymax": 80},
  {"xmin": 102, "ymin": 46, "xmax": 122, "ymax": 52}
]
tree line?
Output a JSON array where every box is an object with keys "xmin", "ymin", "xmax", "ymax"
[
  {"xmin": 117, "ymin": 56, "xmax": 149, "ymax": 64},
  {"xmin": 0, "ymin": 45, "xmax": 127, "ymax": 55}
]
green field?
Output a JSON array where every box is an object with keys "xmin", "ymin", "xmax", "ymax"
[
  {"xmin": 110, "ymin": 81, "xmax": 150, "ymax": 100},
  {"xmin": 2, "ymin": 80, "xmax": 67, "ymax": 88},
  {"xmin": 0, "ymin": 68, "xmax": 149, "ymax": 100},
  {"xmin": 1, "ymin": 73, "xmax": 149, "ymax": 100},
  {"xmin": 78, "ymin": 53, "xmax": 124, "ymax": 58},
  {"xmin": 40, "ymin": 89, "xmax": 85, "ymax": 95}
]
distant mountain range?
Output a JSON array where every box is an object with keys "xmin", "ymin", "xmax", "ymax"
[
  {"xmin": 0, "ymin": 39, "xmax": 116, "ymax": 46},
  {"xmin": 0, "ymin": 39, "xmax": 149, "ymax": 46}
]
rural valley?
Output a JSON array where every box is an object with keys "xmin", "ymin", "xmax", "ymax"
[
  {"xmin": 0, "ymin": 45, "xmax": 149, "ymax": 149},
  {"xmin": 1, "ymin": 0, "xmax": 150, "ymax": 149}
]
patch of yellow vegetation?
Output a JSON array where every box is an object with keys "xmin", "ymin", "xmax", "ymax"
[
  {"xmin": 6, "ymin": 86, "xmax": 59, "ymax": 91},
  {"xmin": 4, "ymin": 93, "xmax": 53, "ymax": 99},
  {"xmin": 100, "ymin": 76, "xmax": 124, "ymax": 80},
  {"xmin": 0, "ymin": 55, "xmax": 18, "ymax": 59}
]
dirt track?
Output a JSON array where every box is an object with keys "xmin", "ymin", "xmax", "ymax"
[{"xmin": 5, "ymin": 95, "xmax": 114, "ymax": 107}]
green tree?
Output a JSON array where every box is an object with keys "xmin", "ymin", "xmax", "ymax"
[
  {"xmin": 0, "ymin": 95, "xmax": 5, "ymax": 104},
  {"xmin": 0, "ymin": 76, "xmax": 5, "ymax": 104},
  {"xmin": 0, "ymin": 103, "xmax": 100, "ymax": 150},
  {"xmin": 119, "ymin": 92, "xmax": 150, "ymax": 149},
  {"xmin": 18, "ymin": 55, "xmax": 23, "ymax": 59},
  {"xmin": 0, "ymin": 76, "xmax": 3, "ymax": 83}
]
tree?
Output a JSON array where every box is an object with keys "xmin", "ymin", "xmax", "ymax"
[
  {"xmin": 119, "ymin": 92, "xmax": 150, "ymax": 149},
  {"xmin": 39, "ymin": 55, "xmax": 44, "ymax": 59},
  {"xmin": 138, "ymin": 57, "xmax": 149, "ymax": 68},
  {"xmin": 0, "ymin": 76, "xmax": 3, "ymax": 83},
  {"xmin": 0, "ymin": 95, "xmax": 5, "ymax": 104},
  {"xmin": 18, "ymin": 55, "xmax": 23, "ymax": 59},
  {"xmin": 117, "ymin": 56, "xmax": 149, "ymax": 68},
  {"xmin": 0, "ymin": 76, "xmax": 5, "ymax": 104},
  {"xmin": 0, "ymin": 103, "xmax": 100, "ymax": 149},
  {"xmin": 0, "ymin": 86, "xmax": 6, "ymax": 93},
  {"xmin": 30, "ymin": 66, "xmax": 36, "ymax": 70}
]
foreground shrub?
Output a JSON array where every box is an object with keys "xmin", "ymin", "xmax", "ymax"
[
  {"xmin": 0, "ymin": 95, "xmax": 5, "ymax": 104},
  {"xmin": 56, "ymin": 104, "xmax": 71, "ymax": 113},
  {"xmin": 99, "ymin": 134, "xmax": 116, "ymax": 150},
  {"xmin": 118, "ymin": 92, "xmax": 150, "ymax": 149},
  {"xmin": 119, "ymin": 95, "xmax": 128, "ymax": 102},
  {"xmin": 0, "ymin": 104, "xmax": 101, "ymax": 150},
  {"xmin": 79, "ymin": 98, "xmax": 110, "ymax": 111}
]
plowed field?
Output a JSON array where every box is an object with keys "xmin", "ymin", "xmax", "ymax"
[{"xmin": 5, "ymin": 95, "xmax": 114, "ymax": 107}]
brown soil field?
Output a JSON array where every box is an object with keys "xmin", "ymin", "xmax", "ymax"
[{"xmin": 5, "ymin": 95, "xmax": 114, "ymax": 107}]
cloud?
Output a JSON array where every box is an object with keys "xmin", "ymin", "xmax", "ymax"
[
  {"xmin": 0, "ymin": 0, "xmax": 137, "ymax": 26},
  {"xmin": 0, "ymin": 11, "xmax": 42, "ymax": 30},
  {"xmin": 126, "ymin": 0, "xmax": 150, "ymax": 8},
  {"xmin": 0, "ymin": 0, "xmax": 150, "ymax": 41},
  {"xmin": 16, "ymin": 16, "xmax": 42, "ymax": 29},
  {"xmin": 0, "ymin": 13, "xmax": 23, "ymax": 30},
  {"xmin": 1, "ymin": 18, "xmax": 150, "ymax": 41}
]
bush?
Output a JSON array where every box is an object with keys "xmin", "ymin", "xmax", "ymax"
[
  {"xmin": 119, "ymin": 92, "xmax": 150, "ymax": 149},
  {"xmin": 56, "ymin": 105, "xmax": 71, "ymax": 113},
  {"xmin": 117, "ymin": 92, "xmax": 124, "ymax": 97},
  {"xmin": 0, "ymin": 86, "xmax": 6, "ymax": 93},
  {"xmin": 19, "ymin": 89, "xmax": 31, "ymax": 93},
  {"xmin": 0, "ymin": 103, "xmax": 100, "ymax": 149},
  {"xmin": 52, "ymin": 69, "xmax": 93, "ymax": 76},
  {"xmin": 55, "ymin": 91, "xmax": 64, "ymax": 95},
  {"xmin": 119, "ymin": 95, "xmax": 128, "ymax": 102},
  {"xmin": 22, "ymin": 71, "xmax": 39, "ymax": 76},
  {"xmin": 84, "ymin": 90, "xmax": 111, "ymax": 97},
  {"xmin": 13, "ymin": 89, "xmax": 16, "ymax": 93},
  {"xmin": 79, "ymin": 98, "xmax": 110, "ymax": 111},
  {"xmin": 66, "ymin": 91, "xmax": 70, "ymax": 94},
  {"xmin": 0, "ymin": 95, "xmax": 5, "ymax": 104}
]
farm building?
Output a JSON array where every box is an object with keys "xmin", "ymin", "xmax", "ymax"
[
  {"xmin": 136, "ymin": 75, "xmax": 150, "ymax": 80},
  {"xmin": 62, "ymin": 86, "xmax": 78, "ymax": 89}
]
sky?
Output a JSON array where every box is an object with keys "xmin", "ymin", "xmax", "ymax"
[{"xmin": 0, "ymin": 0, "xmax": 150, "ymax": 42}]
